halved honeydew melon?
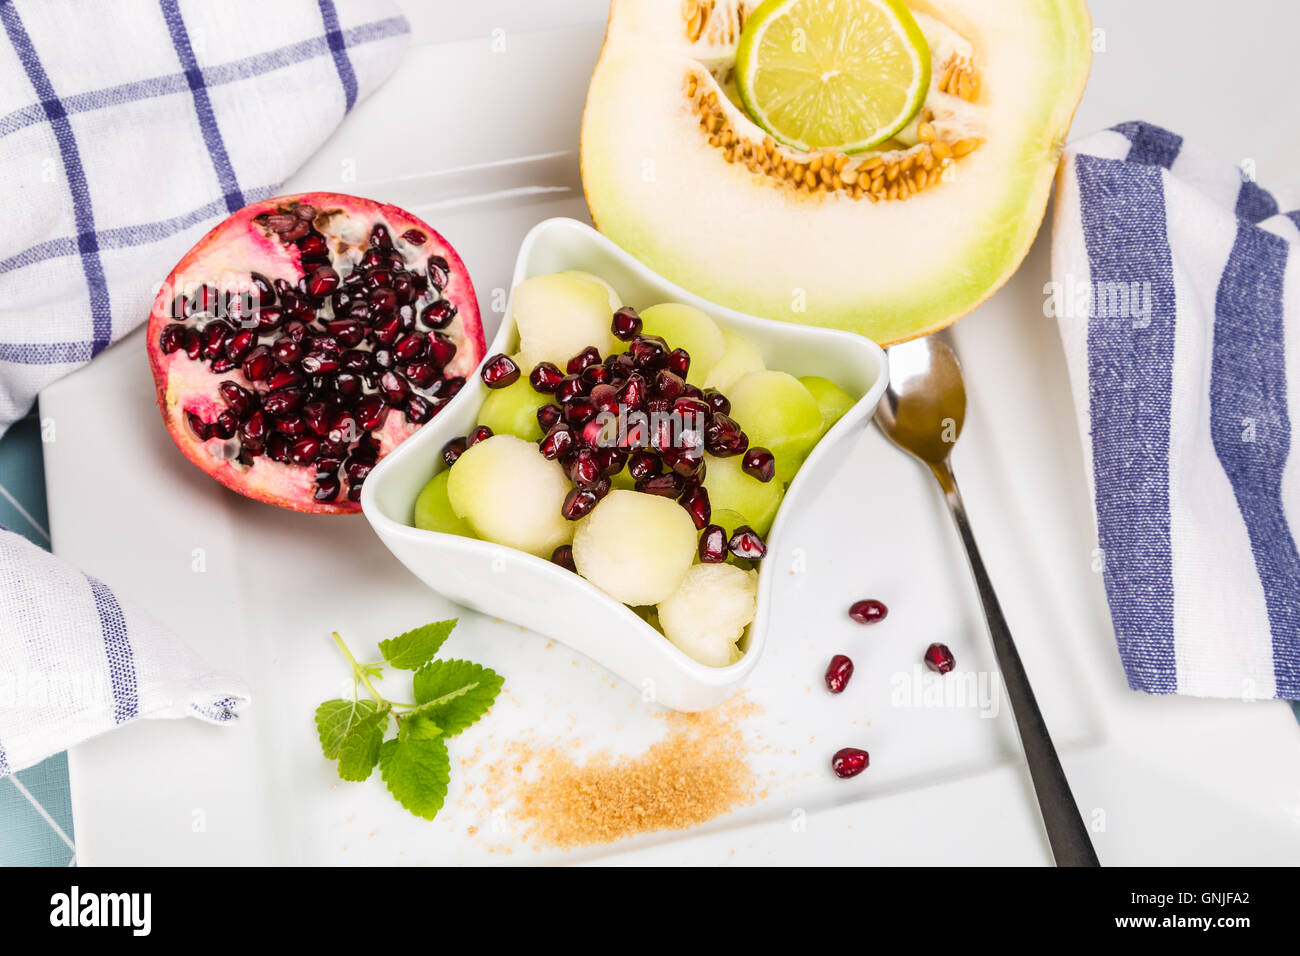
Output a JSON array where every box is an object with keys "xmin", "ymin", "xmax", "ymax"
[{"xmin": 580, "ymin": 0, "xmax": 1093, "ymax": 344}]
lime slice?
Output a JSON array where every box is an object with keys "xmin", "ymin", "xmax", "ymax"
[{"xmin": 735, "ymin": 0, "xmax": 931, "ymax": 153}]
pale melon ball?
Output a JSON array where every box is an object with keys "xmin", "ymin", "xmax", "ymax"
[
  {"xmin": 657, "ymin": 564, "xmax": 758, "ymax": 667},
  {"xmin": 572, "ymin": 490, "xmax": 697, "ymax": 606},
  {"xmin": 559, "ymin": 270, "xmax": 622, "ymax": 312},
  {"xmin": 639, "ymin": 303, "xmax": 725, "ymax": 386},
  {"xmin": 511, "ymin": 273, "xmax": 618, "ymax": 369},
  {"xmin": 704, "ymin": 328, "xmax": 765, "ymax": 392},
  {"xmin": 446, "ymin": 435, "xmax": 573, "ymax": 558}
]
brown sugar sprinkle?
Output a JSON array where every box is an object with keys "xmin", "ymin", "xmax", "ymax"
[
  {"xmin": 493, "ymin": 694, "xmax": 760, "ymax": 849},
  {"xmin": 684, "ymin": 71, "xmax": 981, "ymax": 202}
]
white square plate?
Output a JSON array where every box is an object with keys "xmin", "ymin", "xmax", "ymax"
[{"xmin": 48, "ymin": 13, "xmax": 1300, "ymax": 865}]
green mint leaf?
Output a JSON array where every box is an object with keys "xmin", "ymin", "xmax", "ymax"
[
  {"xmin": 411, "ymin": 659, "xmax": 504, "ymax": 736},
  {"xmin": 316, "ymin": 698, "xmax": 381, "ymax": 759},
  {"xmin": 400, "ymin": 709, "xmax": 443, "ymax": 742},
  {"xmin": 378, "ymin": 619, "xmax": 458, "ymax": 670},
  {"xmin": 378, "ymin": 737, "xmax": 450, "ymax": 820},
  {"xmin": 336, "ymin": 706, "xmax": 390, "ymax": 782}
]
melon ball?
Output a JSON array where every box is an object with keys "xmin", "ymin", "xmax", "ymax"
[
  {"xmin": 704, "ymin": 328, "xmax": 765, "ymax": 392},
  {"xmin": 657, "ymin": 564, "xmax": 758, "ymax": 667},
  {"xmin": 413, "ymin": 470, "xmax": 475, "ymax": 537},
  {"xmin": 639, "ymin": 303, "xmax": 725, "ymax": 386},
  {"xmin": 476, "ymin": 362, "xmax": 549, "ymax": 441},
  {"xmin": 703, "ymin": 453, "xmax": 783, "ymax": 536},
  {"xmin": 572, "ymin": 490, "xmax": 697, "ymax": 606},
  {"xmin": 727, "ymin": 370, "xmax": 824, "ymax": 484},
  {"xmin": 512, "ymin": 273, "xmax": 618, "ymax": 370},
  {"xmin": 559, "ymin": 270, "xmax": 622, "ymax": 312},
  {"xmin": 799, "ymin": 375, "xmax": 855, "ymax": 438},
  {"xmin": 446, "ymin": 434, "xmax": 573, "ymax": 558}
]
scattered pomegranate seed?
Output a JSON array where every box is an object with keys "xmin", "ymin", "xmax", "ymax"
[
  {"xmin": 679, "ymin": 483, "xmax": 711, "ymax": 529},
  {"xmin": 562, "ymin": 487, "xmax": 598, "ymax": 520},
  {"xmin": 703, "ymin": 388, "xmax": 730, "ymax": 415},
  {"xmin": 848, "ymin": 599, "xmax": 888, "ymax": 625},
  {"xmin": 566, "ymin": 346, "xmax": 602, "ymax": 374},
  {"xmin": 551, "ymin": 545, "xmax": 576, "ymax": 571},
  {"xmin": 530, "ymin": 361, "xmax": 565, "ymax": 392},
  {"xmin": 824, "ymin": 654, "xmax": 854, "ymax": 693},
  {"xmin": 924, "ymin": 643, "xmax": 956, "ymax": 674},
  {"xmin": 741, "ymin": 446, "xmax": 775, "ymax": 482},
  {"xmin": 400, "ymin": 228, "xmax": 427, "ymax": 245},
  {"xmin": 480, "ymin": 353, "xmax": 520, "ymax": 388},
  {"xmin": 468, "ymin": 425, "xmax": 493, "ymax": 446},
  {"xmin": 698, "ymin": 524, "xmax": 727, "ymax": 563},
  {"xmin": 831, "ymin": 748, "xmax": 870, "ymax": 779},
  {"xmin": 704, "ymin": 413, "xmax": 749, "ymax": 457}
]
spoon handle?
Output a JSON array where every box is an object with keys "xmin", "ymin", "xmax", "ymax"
[{"xmin": 931, "ymin": 460, "xmax": 1100, "ymax": 867}]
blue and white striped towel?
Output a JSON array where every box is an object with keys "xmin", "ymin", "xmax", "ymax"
[
  {"xmin": 0, "ymin": 0, "xmax": 409, "ymax": 775},
  {"xmin": 1052, "ymin": 122, "xmax": 1300, "ymax": 701}
]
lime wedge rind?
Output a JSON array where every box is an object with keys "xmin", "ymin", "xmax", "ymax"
[{"xmin": 735, "ymin": 0, "xmax": 932, "ymax": 155}]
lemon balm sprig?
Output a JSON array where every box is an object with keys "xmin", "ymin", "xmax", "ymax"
[{"xmin": 315, "ymin": 620, "xmax": 503, "ymax": 820}]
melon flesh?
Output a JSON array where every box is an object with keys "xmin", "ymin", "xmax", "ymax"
[{"xmin": 581, "ymin": 0, "xmax": 1093, "ymax": 344}]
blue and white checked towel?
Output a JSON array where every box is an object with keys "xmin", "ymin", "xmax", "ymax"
[
  {"xmin": 1053, "ymin": 122, "xmax": 1300, "ymax": 701},
  {"xmin": 0, "ymin": 0, "xmax": 409, "ymax": 775}
]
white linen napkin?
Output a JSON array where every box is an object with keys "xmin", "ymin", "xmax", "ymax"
[
  {"xmin": 0, "ymin": 0, "xmax": 409, "ymax": 774},
  {"xmin": 1051, "ymin": 122, "xmax": 1300, "ymax": 700}
]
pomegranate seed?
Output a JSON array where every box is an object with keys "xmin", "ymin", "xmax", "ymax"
[
  {"xmin": 394, "ymin": 332, "xmax": 427, "ymax": 362},
  {"xmin": 924, "ymin": 643, "xmax": 956, "ymax": 674},
  {"xmin": 421, "ymin": 299, "xmax": 455, "ymax": 328},
  {"xmin": 298, "ymin": 233, "xmax": 327, "ymax": 261},
  {"xmin": 562, "ymin": 488, "xmax": 598, "ymax": 520},
  {"xmin": 289, "ymin": 437, "xmax": 321, "ymax": 465},
  {"xmin": 315, "ymin": 476, "xmax": 340, "ymax": 502},
  {"xmin": 159, "ymin": 324, "xmax": 186, "ymax": 353},
  {"xmin": 370, "ymin": 223, "xmax": 392, "ymax": 250},
  {"xmin": 202, "ymin": 321, "xmax": 230, "ymax": 359},
  {"xmin": 326, "ymin": 319, "xmax": 365, "ymax": 348},
  {"xmin": 218, "ymin": 382, "xmax": 255, "ymax": 418},
  {"xmin": 611, "ymin": 307, "xmax": 642, "ymax": 340},
  {"xmin": 266, "ymin": 367, "xmax": 302, "ymax": 392},
  {"xmin": 241, "ymin": 410, "xmax": 268, "ymax": 443},
  {"xmin": 662, "ymin": 446, "xmax": 704, "ymax": 479},
  {"xmin": 679, "ymin": 483, "xmax": 711, "ymax": 529},
  {"xmin": 536, "ymin": 403, "xmax": 562, "ymax": 432},
  {"xmin": 427, "ymin": 332, "xmax": 457, "ymax": 366},
  {"xmin": 628, "ymin": 450, "xmax": 661, "ymax": 481},
  {"xmin": 426, "ymin": 256, "xmax": 450, "ymax": 290},
  {"xmin": 629, "ymin": 335, "xmax": 668, "ymax": 369},
  {"xmin": 595, "ymin": 446, "xmax": 627, "ymax": 475},
  {"xmin": 379, "ymin": 370, "xmax": 410, "ymax": 403},
  {"xmin": 480, "ymin": 353, "xmax": 519, "ymax": 388},
  {"xmin": 567, "ymin": 346, "xmax": 602, "ymax": 374},
  {"xmin": 468, "ymin": 425, "xmax": 493, "ymax": 446},
  {"xmin": 308, "ymin": 266, "xmax": 340, "ymax": 298},
  {"xmin": 824, "ymin": 655, "xmax": 854, "ymax": 693},
  {"xmin": 551, "ymin": 545, "xmax": 576, "ymax": 571},
  {"xmin": 650, "ymin": 369, "xmax": 684, "ymax": 402},
  {"xmin": 563, "ymin": 397, "xmax": 598, "ymax": 428},
  {"xmin": 271, "ymin": 337, "xmax": 301, "ymax": 363},
  {"xmin": 568, "ymin": 448, "xmax": 601, "ymax": 487},
  {"xmin": 186, "ymin": 411, "xmax": 210, "ymax": 440},
  {"xmin": 698, "ymin": 524, "xmax": 727, "ymax": 563},
  {"xmin": 705, "ymin": 414, "xmax": 749, "ymax": 457},
  {"xmin": 405, "ymin": 396, "xmax": 434, "ymax": 424},
  {"xmin": 401, "ymin": 228, "xmax": 427, "ymax": 245},
  {"xmin": 728, "ymin": 526, "xmax": 767, "ymax": 560},
  {"xmin": 303, "ymin": 401, "xmax": 330, "ymax": 436},
  {"xmin": 831, "ymin": 748, "xmax": 869, "ymax": 779},
  {"xmin": 538, "ymin": 424, "xmax": 574, "ymax": 461},
  {"xmin": 741, "ymin": 446, "xmax": 776, "ymax": 482},
  {"xmin": 616, "ymin": 373, "xmax": 647, "ymax": 411},
  {"xmin": 530, "ymin": 362, "xmax": 564, "ymax": 393},
  {"xmin": 589, "ymin": 383, "xmax": 620, "ymax": 416},
  {"xmin": 441, "ymin": 437, "xmax": 467, "ymax": 467},
  {"xmin": 848, "ymin": 599, "xmax": 888, "ymax": 625},
  {"xmin": 555, "ymin": 375, "xmax": 587, "ymax": 404},
  {"xmin": 703, "ymin": 388, "xmax": 730, "ymax": 415},
  {"xmin": 637, "ymin": 473, "xmax": 683, "ymax": 497},
  {"xmin": 184, "ymin": 329, "xmax": 202, "ymax": 359},
  {"xmin": 301, "ymin": 351, "xmax": 340, "ymax": 375},
  {"xmin": 240, "ymin": 346, "xmax": 273, "ymax": 382},
  {"xmin": 666, "ymin": 348, "xmax": 690, "ymax": 379},
  {"xmin": 262, "ymin": 388, "xmax": 306, "ymax": 417},
  {"xmin": 404, "ymin": 361, "xmax": 440, "ymax": 388},
  {"xmin": 581, "ymin": 364, "xmax": 612, "ymax": 386},
  {"xmin": 672, "ymin": 396, "xmax": 710, "ymax": 422},
  {"xmin": 276, "ymin": 414, "xmax": 307, "ymax": 436}
]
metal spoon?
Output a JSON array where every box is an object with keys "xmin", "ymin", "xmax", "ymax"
[{"xmin": 874, "ymin": 336, "xmax": 1099, "ymax": 867}]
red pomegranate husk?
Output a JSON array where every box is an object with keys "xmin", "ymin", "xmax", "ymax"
[{"xmin": 146, "ymin": 192, "xmax": 485, "ymax": 514}]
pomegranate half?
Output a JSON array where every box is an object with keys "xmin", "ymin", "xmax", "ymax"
[{"xmin": 146, "ymin": 192, "xmax": 485, "ymax": 514}]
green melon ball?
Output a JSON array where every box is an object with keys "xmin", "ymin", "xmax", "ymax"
[
  {"xmin": 638, "ymin": 303, "xmax": 725, "ymax": 387},
  {"xmin": 413, "ymin": 470, "xmax": 476, "ymax": 537},
  {"xmin": 476, "ymin": 368, "xmax": 550, "ymax": 441},
  {"xmin": 512, "ymin": 273, "xmax": 619, "ymax": 370},
  {"xmin": 704, "ymin": 328, "xmax": 765, "ymax": 392},
  {"xmin": 559, "ymin": 270, "xmax": 622, "ymax": 312},
  {"xmin": 702, "ymin": 453, "xmax": 782, "ymax": 537},
  {"xmin": 572, "ymin": 490, "xmax": 698, "ymax": 606},
  {"xmin": 799, "ymin": 375, "xmax": 856, "ymax": 438},
  {"xmin": 727, "ymin": 370, "xmax": 824, "ymax": 485},
  {"xmin": 446, "ymin": 434, "xmax": 573, "ymax": 558}
]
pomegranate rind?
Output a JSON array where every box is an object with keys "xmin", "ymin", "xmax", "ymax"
[{"xmin": 146, "ymin": 192, "xmax": 485, "ymax": 515}]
